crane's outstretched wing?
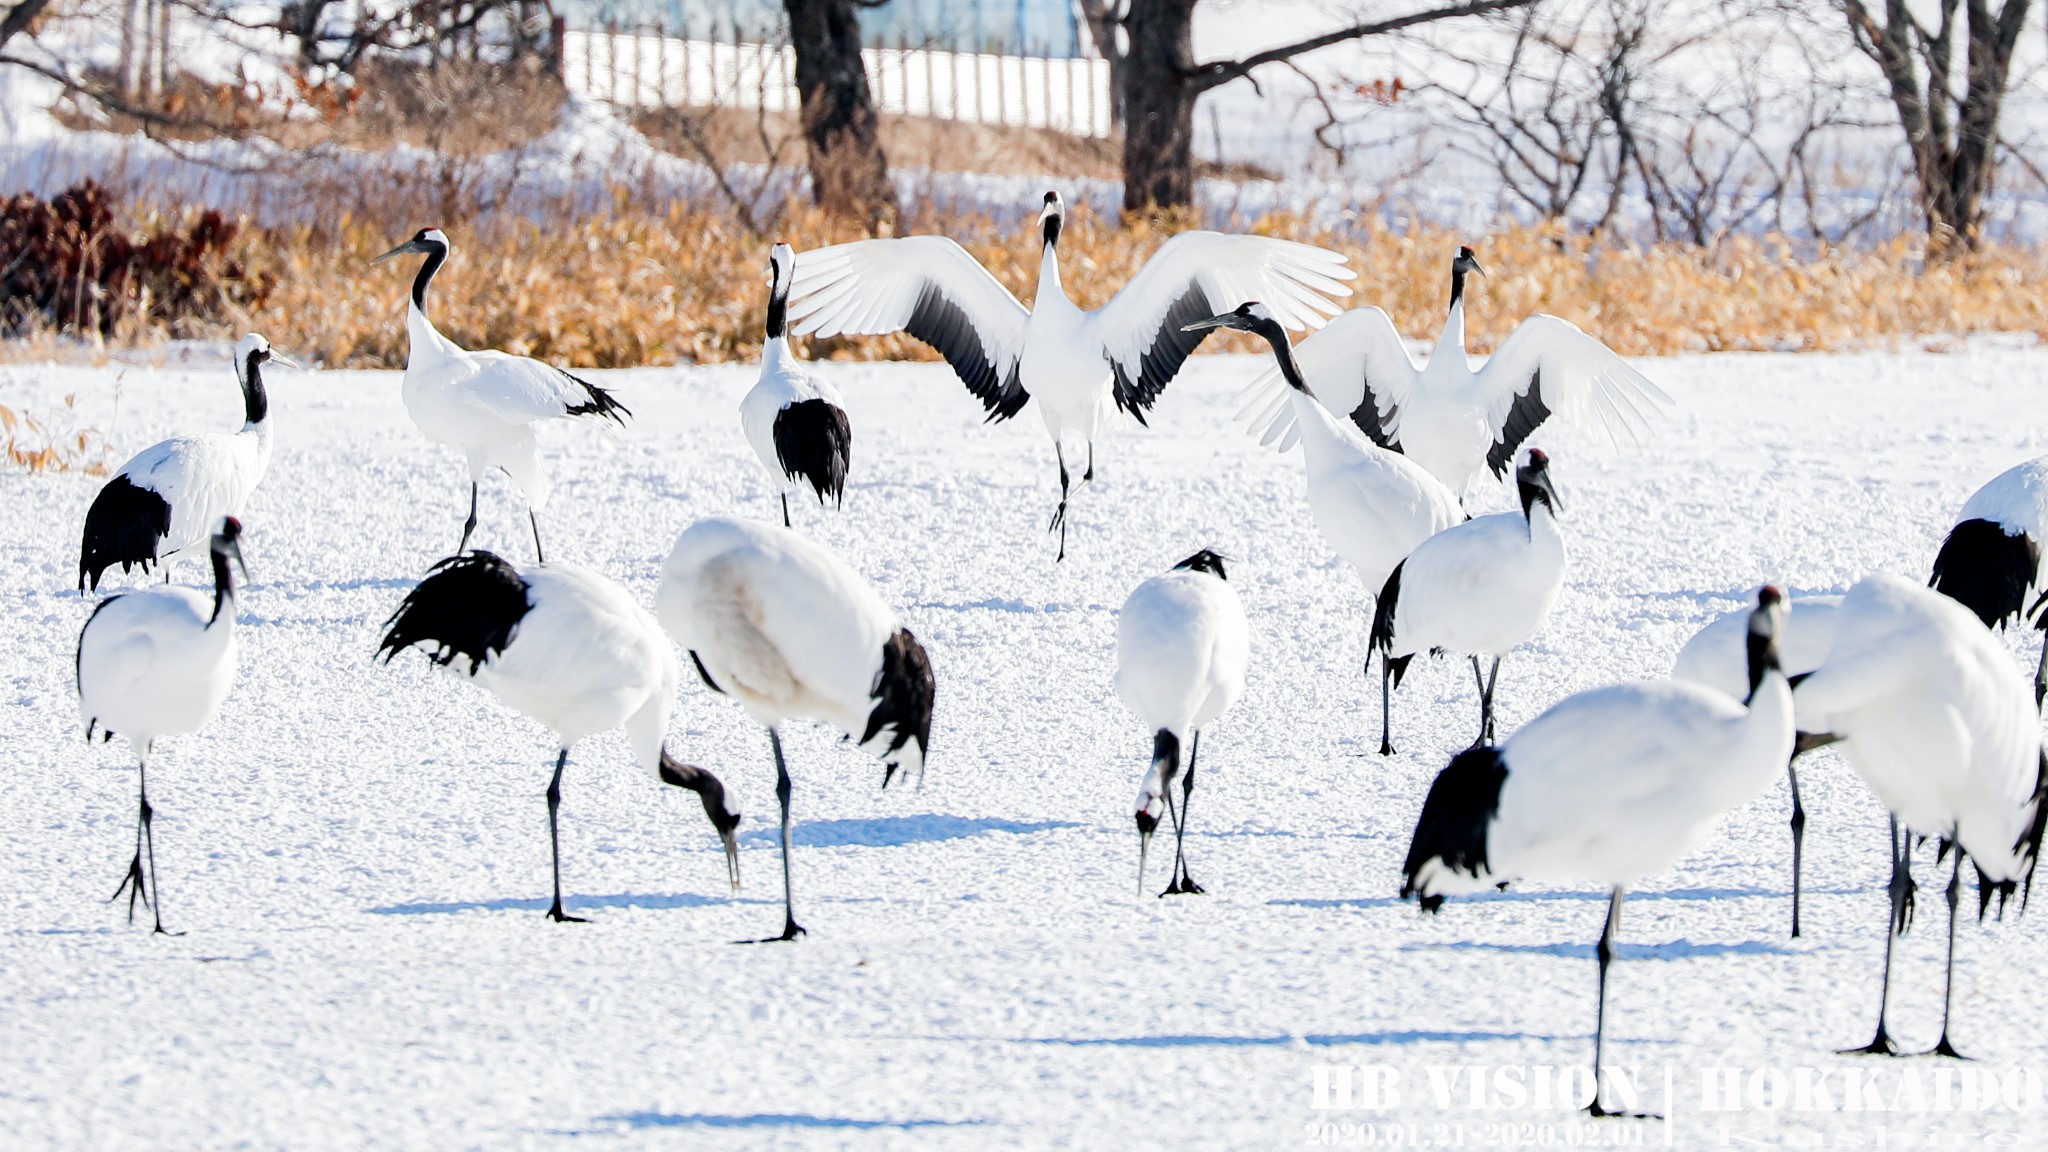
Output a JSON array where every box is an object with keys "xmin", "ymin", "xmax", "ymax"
[
  {"xmin": 1233, "ymin": 307, "xmax": 1420, "ymax": 453},
  {"xmin": 462, "ymin": 351, "xmax": 632, "ymax": 427},
  {"xmin": 1476, "ymin": 314, "xmax": 1672, "ymax": 479},
  {"xmin": 1093, "ymin": 232, "xmax": 1352, "ymax": 423},
  {"xmin": 785, "ymin": 238, "xmax": 1032, "ymax": 421}
]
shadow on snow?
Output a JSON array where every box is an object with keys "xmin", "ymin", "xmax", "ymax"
[{"xmin": 736, "ymin": 814, "xmax": 1078, "ymax": 849}]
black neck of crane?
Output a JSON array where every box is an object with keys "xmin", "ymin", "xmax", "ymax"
[
  {"xmin": 210, "ymin": 549, "xmax": 236, "ymax": 624},
  {"xmin": 241, "ymin": 352, "xmax": 268, "ymax": 426},
  {"xmin": 412, "ymin": 243, "xmax": 446, "ymax": 316}
]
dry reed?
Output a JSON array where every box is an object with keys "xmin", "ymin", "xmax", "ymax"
[{"xmin": 20, "ymin": 193, "xmax": 2048, "ymax": 370}]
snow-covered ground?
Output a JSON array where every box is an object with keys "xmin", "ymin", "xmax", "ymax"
[{"xmin": 1, "ymin": 341, "xmax": 2045, "ymax": 1149}]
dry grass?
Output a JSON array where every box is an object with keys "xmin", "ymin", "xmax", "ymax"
[
  {"xmin": 232, "ymin": 202, "xmax": 2048, "ymax": 370},
  {"xmin": 0, "ymin": 396, "xmax": 112, "ymax": 474},
  {"xmin": 16, "ymin": 190, "xmax": 2048, "ymax": 370}
]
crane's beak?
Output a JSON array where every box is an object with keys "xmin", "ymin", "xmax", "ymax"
[
  {"xmin": 1180, "ymin": 314, "xmax": 1237, "ymax": 334},
  {"xmin": 372, "ymin": 239, "xmax": 426, "ymax": 264},
  {"xmin": 267, "ymin": 352, "xmax": 302, "ymax": 371},
  {"xmin": 223, "ymin": 536, "xmax": 249, "ymax": 582},
  {"xmin": 1470, "ymin": 257, "xmax": 1489, "ymax": 277},
  {"xmin": 720, "ymin": 827, "xmax": 741, "ymax": 892},
  {"xmin": 1135, "ymin": 808, "xmax": 1159, "ymax": 896}
]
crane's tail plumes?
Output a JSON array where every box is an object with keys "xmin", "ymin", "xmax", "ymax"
[
  {"xmin": 862, "ymin": 627, "xmax": 934, "ymax": 788},
  {"xmin": 1929, "ymin": 519, "xmax": 2040, "ymax": 630},
  {"xmin": 1979, "ymin": 750, "xmax": 2048, "ymax": 920},
  {"xmin": 773, "ymin": 398, "xmax": 853, "ymax": 507},
  {"xmin": 1400, "ymin": 745, "xmax": 1511, "ymax": 912},
  {"xmin": 378, "ymin": 551, "xmax": 532, "ymax": 675},
  {"xmin": 78, "ymin": 476, "xmax": 173, "ymax": 591},
  {"xmin": 1370, "ymin": 562, "xmax": 1405, "ymax": 667},
  {"xmin": 560, "ymin": 370, "xmax": 633, "ymax": 426}
]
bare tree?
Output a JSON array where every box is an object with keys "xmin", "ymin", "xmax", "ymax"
[
  {"xmin": 1832, "ymin": 0, "xmax": 2033, "ymax": 253},
  {"xmin": 0, "ymin": 0, "xmax": 52, "ymax": 54},
  {"xmin": 1416, "ymin": 1, "xmax": 1654, "ymax": 228},
  {"xmin": 1116, "ymin": 0, "xmax": 1538, "ymax": 213},
  {"xmin": 785, "ymin": 0, "xmax": 895, "ymax": 229}
]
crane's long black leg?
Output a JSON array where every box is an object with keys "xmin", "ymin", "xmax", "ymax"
[
  {"xmin": 749, "ymin": 727, "xmax": 807, "ymax": 942},
  {"xmin": 1927, "ymin": 848, "xmax": 1969, "ymax": 1059},
  {"xmin": 136, "ymin": 759, "xmax": 172, "ymax": 935},
  {"xmin": 1843, "ymin": 816, "xmax": 1910, "ymax": 1055},
  {"xmin": 1083, "ymin": 441, "xmax": 1095, "ymax": 485},
  {"xmin": 2033, "ymin": 630, "xmax": 2046, "ymax": 711},
  {"xmin": 111, "ymin": 756, "xmax": 175, "ymax": 934},
  {"xmin": 781, "ymin": 491, "xmax": 791, "ymax": 529},
  {"xmin": 545, "ymin": 750, "xmax": 585, "ymax": 923},
  {"xmin": 459, "ymin": 482, "xmax": 479, "ymax": 553},
  {"xmin": 1166, "ymin": 732, "xmax": 1204, "ymax": 895},
  {"xmin": 529, "ymin": 509, "xmax": 545, "ymax": 564},
  {"xmin": 1587, "ymin": 888, "xmax": 1625, "ymax": 1117},
  {"xmin": 1048, "ymin": 444, "xmax": 1071, "ymax": 562},
  {"xmin": 1377, "ymin": 651, "xmax": 1397, "ymax": 757},
  {"xmin": 1466, "ymin": 656, "xmax": 1489, "ymax": 748},
  {"xmin": 1482, "ymin": 655, "xmax": 1502, "ymax": 745},
  {"xmin": 1788, "ymin": 759, "xmax": 1806, "ymax": 939},
  {"xmin": 110, "ymin": 764, "xmax": 149, "ymax": 922}
]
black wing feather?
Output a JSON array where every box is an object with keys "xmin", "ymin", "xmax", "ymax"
[
  {"xmin": 559, "ymin": 369, "xmax": 632, "ymax": 425},
  {"xmin": 906, "ymin": 283, "xmax": 1027, "ymax": 421},
  {"xmin": 378, "ymin": 551, "xmax": 533, "ymax": 675},
  {"xmin": 1400, "ymin": 744, "xmax": 1511, "ymax": 913},
  {"xmin": 1486, "ymin": 370, "xmax": 1550, "ymax": 479},
  {"xmin": 1110, "ymin": 284, "xmax": 1214, "ymax": 425},
  {"xmin": 1348, "ymin": 383, "xmax": 1401, "ymax": 450},
  {"xmin": 862, "ymin": 627, "xmax": 935, "ymax": 787},
  {"xmin": 78, "ymin": 475, "xmax": 172, "ymax": 591},
  {"xmin": 1929, "ymin": 518, "xmax": 2040, "ymax": 630}
]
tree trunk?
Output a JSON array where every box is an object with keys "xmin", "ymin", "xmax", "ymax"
[
  {"xmin": 1074, "ymin": 0, "xmax": 1126, "ymax": 128},
  {"xmin": 1839, "ymin": 0, "xmax": 2030, "ymax": 253},
  {"xmin": 784, "ymin": 0, "xmax": 896, "ymax": 229},
  {"xmin": 1120, "ymin": 0, "xmax": 1198, "ymax": 213}
]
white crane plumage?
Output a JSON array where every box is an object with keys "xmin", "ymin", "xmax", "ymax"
[
  {"xmin": 1789, "ymin": 574, "xmax": 2047, "ymax": 1058},
  {"xmin": 75, "ymin": 516, "xmax": 247, "ymax": 934},
  {"xmin": 657, "ymin": 517, "xmax": 935, "ymax": 941},
  {"xmin": 1672, "ymin": 593, "xmax": 1843, "ymax": 937},
  {"xmin": 785, "ymin": 191, "xmax": 1353, "ymax": 559},
  {"xmin": 743, "ymin": 243, "xmax": 851, "ymax": 527},
  {"xmin": 378, "ymin": 551, "xmax": 741, "ymax": 922},
  {"xmin": 1185, "ymin": 303, "xmax": 1460, "ymax": 732},
  {"xmin": 1237, "ymin": 247, "xmax": 1673, "ymax": 498},
  {"xmin": 1403, "ymin": 587, "xmax": 1795, "ymax": 1116},
  {"xmin": 1115, "ymin": 549, "xmax": 1249, "ymax": 896},
  {"xmin": 78, "ymin": 334, "xmax": 290, "ymax": 591},
  {"xmin": 1929, "ymin": 454, "xmax": 2048, "ymax": 706},
  {"xmin": 375, "ymin": 228, "xmax": 631, "ymax": 561},
  {"xmin": 1371, "ymin": 448, "xmax": 1566, "ymax": 755}
]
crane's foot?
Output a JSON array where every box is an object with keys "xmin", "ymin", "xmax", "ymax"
[
  {"xmin": 1159, "ymin": 876, "xmax": 1206, "ymax": 897},
  {"xmin": 1379, "ymin": 740, "xmax": 1396, "ymax": 757},
  {"xmin": 743, "ymin": 917, "xmax": 808, "ymax": 944},
  {"xmin": 109, "ymin": 853, "xmax": 149, "ymax": 922},
  {"xmin": 1840, "ymin": 1028, "xmax": 1903, "ymax": 1057},
  {"xmin": 1586, "ymin": 1100, "xmax": 1661, "ymax": 1120},
  {"xmin": 545, "ymin": 901, "xmax": 588, "ymax": 924},
  {"xmin": 1926, "ymin": 1034, "xmax": 1970, "ymax": 1060}
]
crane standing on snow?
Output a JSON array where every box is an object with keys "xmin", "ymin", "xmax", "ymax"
[{"xmin": 375, "ymin": 228, "xmax": 631, "ymax": 562}]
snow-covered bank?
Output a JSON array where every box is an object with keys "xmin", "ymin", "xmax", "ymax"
[{"xmin": 0, "ymin": 345, "xmax": 2044, "ymax": 1148}]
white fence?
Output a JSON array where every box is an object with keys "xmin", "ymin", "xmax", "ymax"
[{"xmin": 562, "ymin": 28, "xmax": 1114, "ymax": 138}]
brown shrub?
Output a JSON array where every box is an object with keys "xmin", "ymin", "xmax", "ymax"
[{"xmin": 0, "ymin": 181, "xmax": 274, "ymax": 338}]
